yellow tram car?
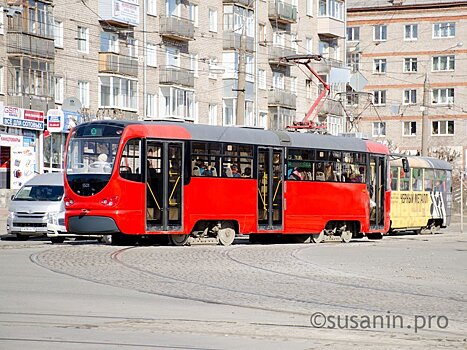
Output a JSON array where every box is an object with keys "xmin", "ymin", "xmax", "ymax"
[{"xmin": 390, "ymin": 156, "xmax": 452, "ymax": 234}]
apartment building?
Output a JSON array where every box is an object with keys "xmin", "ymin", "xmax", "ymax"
[
  {"xmin": 0, "ymin": 0, "xmax": 347, "ymax": 192},
  {"xmin": 346, "ymin": 0, "xmax": 467, "ymax": 170}
]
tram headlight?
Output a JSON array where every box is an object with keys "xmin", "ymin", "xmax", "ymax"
[
  {"xmin": 100, "ymin": 195, "xmax": 119, "ymax": 207},
  {"xmin": 64, "ymin": 197, "xmax": 74, "ymax": 207}
]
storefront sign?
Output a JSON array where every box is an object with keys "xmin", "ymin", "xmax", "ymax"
[
  {"xmin": 46, "ymin": 109, "xmax": 65, "ymax": 133},
  {"xmin": 0, "ymin": 134, "xmax": 23, "ymax": 147},
  {"xmin": 1, "ymin": 106, "xmax": 44, "ymax": 131},
  {"xmin": 10, "ymin": 147, "xmax": 36, "ymax": 190}
]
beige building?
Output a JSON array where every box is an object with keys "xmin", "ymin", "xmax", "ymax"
[
  {"xmin": 346, "ymin": 0, "xmax": 467, "ymax": 170},
  {"xmin": 0, "ymin": 0, "xmax": 347, "ymax": 190}
]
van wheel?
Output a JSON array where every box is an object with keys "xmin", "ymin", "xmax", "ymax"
[
  {"xmin": 16, "ymin": 234, "xmax": 29, "ymax": 241},
  {"xmin": 50, "ymin": 237, "xmax": 65, "ymax": 244}
]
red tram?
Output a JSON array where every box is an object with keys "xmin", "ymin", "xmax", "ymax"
[{"xmin": 64, "ymin": 121, "xmax": 390, "ymax": 245}]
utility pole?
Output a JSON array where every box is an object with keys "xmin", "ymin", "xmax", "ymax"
[
  {"xmin": 421, "ymin": 74, "xmax": 430, "ymax": 156},
  {"xmin": 235, "ymin": 22, "xmax": 247, "ymax": 125}
]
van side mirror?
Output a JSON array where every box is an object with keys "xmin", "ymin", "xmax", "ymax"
[
  {"xmin": 10, "ymin": 195, "xmax": 14, "ymax": 200},
  {"xmin": 402, "ymin": 158, "xmax": 410, "ymax": 173}
]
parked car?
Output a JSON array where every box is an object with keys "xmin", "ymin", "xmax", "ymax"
[{"xmin": 7, "ymin": 173, "xmax": 110, "ymax": 244}]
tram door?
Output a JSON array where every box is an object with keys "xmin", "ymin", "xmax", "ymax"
[
  {"xmin": 257, "ymin": 147, "xmax": 283, "ymax": 230},
  {"xmin": 146, "ymin": 141, "xmax": 183, "ymax": 231},
  {"xmin": 369, "ymin": 155, "xmax": 386, "ymax": 229}
]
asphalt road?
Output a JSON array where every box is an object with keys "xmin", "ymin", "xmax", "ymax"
[{"xmin": 0, "ymin": 224, "xmax": 466, "ymax": 349}]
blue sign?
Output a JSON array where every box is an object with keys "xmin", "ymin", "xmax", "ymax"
[
  {"xmin": 63, "ymin": 111, "xmax": 82, "ymax": 132},
  {"xmin": 2, "ymin": 117, "xmax": 44, "ymax": 130}
]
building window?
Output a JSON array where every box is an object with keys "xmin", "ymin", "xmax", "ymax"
[
  {"xmin": 0, "ymin": 66, "xmax": 4, "ymax": 94},
  {"xmin": 306, "ymin": 37, "xmax": 313, "ymax": 54},
  {"xmin": 146, "ymin": 43, "xmax": 157, "ymax": 67},
  {"xmin": 128, "ymin": 38, "xmax": 138, "ymax": 58},
  {"xmin": 160, "ymin": 86, "xmax": 194, "ymax": 120},
  {"xmin": 147, "ymin": 94, "xmax": 156, "ymax": 117},
  {"xmin": 306, "ymin": 80, "xmax": 313, "ymax": 99},
  {"xmin": 404, "ymin": 24, "xmax": 418, "ymax": 40},
  {"xmin": 432, "ymin": 56, "xmax": 455, "ymax": 71},
  {"xmin": 347, "ymin": 27, "xmax": 360, "ymax": 42},
  {"xmin": 433, "ymin": 22, "xmax": 455, "ymax": 38},
  {"xmin": 0, "ymin": 6, "xmax": 4, "ymax": 35},
  {"xmin": 432, "ymin": 88, "xmax": 454, "ymax": 105},
  {"xmin": 319, "ymin": 40, "xmax": 330, "ymax": 57},
  {"xmin": 272, "ymin": 72, "xmax": 284, "ymax": 90},
  {"xmin": 432, "ymin": 120, "xmax": 454, "ymax": 135},
  {"xmin": 258, "ymin": 69, "xmax": 266, "ymax": 90},
  {"xmin": 190, "ymin": 54, "xmax": 198, "ymax": 77},
  {"xmin": 403, "ymin": 89, "xmax": 417, "ymax": 104},
  {"xmin": 291, "ymin": 77, "xmax": 297, "ymax": 95},
  {"xmin": 291, "ymin": 33, "xmax": 298, "ymax": 53},
  {"xmin": 372, "ymin": 122, "xmax": 386, "ymax": 137},
  {"xmin": 148, "ymin": 0, "xmax": 157, "ymax": 16},
  {"xmin": 348, "ymin": 53, "xmax": 360, "ymax": 72},
  {"xmin": 306, "ymin": 0, "xmax": 313, "ymax": 16},
  {"xmin": 259, "ymin": 23, "xmax": 266, "ymax": 45},
  {"xmin": 209, "ymin": 9, "xmax": 218, "ymax": 32},
  {"xmin": 77, "ymin": 26, "xmax": 89, "ymax": 53},
  {"xmin": 318, "ymin": 0, "xmax": 344, "ymax": 20},
  {"xmin": 403, "ymin": 121, "xmax": 417, "ymax": 136},
  {"xmin": 404, "ymin": 58, "xmax": 418, "ymax": 72},
  {"xmin": 374, "ymin": 25, "xmax": 387, "ymax": 41},
  {"xmin": 373, "ymin": 90, "xmax": 386, "ymax": 105},
  {"xmin": 54, "ymin": 76, "xmax": 63, "ymax": 103},
  {"xmin": 189, "ymin": 3, "xmax": 198, "ymax": 27},
  {"xmin": 54, "ymin": 20, "xmax": 63, "ymax": 48},
  {"xmin": 166, "ymin": 47, "xmax": 180, "ymax": 67},
  {"xmin": 78, "ymin": 81, "xmax": 89, "ymax": 108},
  {"xmin": 209, "ymin": 104, "xmax": 217, "ymax": 125},
  {"xmin": 166, "ymin": 0, "xmax": 180, "ymax": 16},
  {"xmin": 373, "ymin": 59, "xmax": 387, "ymax": 74},
  {"xmin": 100, "ymin": 32, "xmax": 119, "ymax": 53},
  {"xmin": 99, "ymin": 76, "xmax": 137, "ymax": 110},
  {"xmin": 223, "ymin": 99, "xmax": 235, "ymax": 125}
]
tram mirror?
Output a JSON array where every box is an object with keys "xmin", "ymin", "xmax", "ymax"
[{"xmin": 402, "ymin": 158, "xmax": 410, "ymax": 173}]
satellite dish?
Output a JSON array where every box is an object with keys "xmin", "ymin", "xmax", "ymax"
[{"xmin": 62, "ymin": 97, "xmax": 82, "ymax": 113}]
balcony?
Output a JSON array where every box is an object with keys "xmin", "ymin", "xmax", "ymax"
[
  {"xmin": 311, "ymin": 57, "xmax": 345, "ymax": 73},
  {"xmin": 319, "ymin": 99, "xmax": 344, "ymax": 117},
  {"xmin": 268, "ymin": 0, "xmax": 297, "ymax": 24},
  {"xmin": 159, "ymin": 66, "xmax": 194, "ymax": 88},
  {"xmin": 7, "ymin": 95, "xmax": 53, "ymax": 113},
  {"xmin": 268, "ymin": 45, "xmax": 296, "ymax": 64},
  {"xmin": 223, "ymin": 0, "xmax": 254, "ymax": 8},
  {"xmin": 98, "ymin": 53, "xmax": 138, "ymax": 77},
  {"xmin": 160, "ymin": 16, "xmax": 195, "ymax": 41},
  {"xmin": 223, "ymin": 31, "xmax": 254, "ymax": 52},
  {"xmin": 7, "ymin": 32, "xmax": 54, "ymax": 59},
  {"xmin": 317, "ymin": 17, "xmax": 345, "ymax": 38},
  {"xmin": 268, "ymin": 89, "xmax": 296, "ymax": 109}
]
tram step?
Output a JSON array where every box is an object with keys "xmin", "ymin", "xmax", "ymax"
[{"xmin": 188, "ymin": 236, "xmax": 219, "ymax": 245}]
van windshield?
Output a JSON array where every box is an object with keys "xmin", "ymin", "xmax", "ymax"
[{"xmin": 14, "ymin": 185, "xmax": 64, "ymax": 201}]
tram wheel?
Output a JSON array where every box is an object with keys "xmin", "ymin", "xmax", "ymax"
[
  {"xmin": 341, "ymin": 230, "xmax": 353, "ymax": 243},
  {"xmin": 312, "ymin": 230, "xmax": 325, "ymax": 243},
  {"xmin": 169, "ymin": 234, "xmax": 189, "ymax": 246},
  {"xmin": 217, "ymin": 228, "xmax": 236, "ymax": 246}
]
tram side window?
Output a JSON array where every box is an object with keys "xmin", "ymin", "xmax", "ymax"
[
  {"xmin": 390, "ymin": 166, "xmax": 398, "ymax": 190},
  {"xmin": 287, "ymin": 149, "xmax": 314, "ymax": 180},
  {"xmin": 424, "ymin": 169, "xmax": 434, "ymax": 191},
  {"xmin": 434, "ymin": 170, "xmax": 447, "ymax": 192},
  {"xmin": 412, "ymin": 168, "xmax": 423, "ymax": 191},
  {"xmin": 222, "ymin": 144, "xmax": 254, "ymax": 178},
  {"xmin": 400, "ymin": 167, "xmax": 410, "ymax": 191},
  {"xmin": 343, "ymin": 152, "xmax": 366, "ymax": 184},
  {"xmin": 191, "ymin": 142, "xmax": 220, "ymax": 177},
  {"xmin": 120, "ymin": 139, "xmax": 142, "ymax": 182}
]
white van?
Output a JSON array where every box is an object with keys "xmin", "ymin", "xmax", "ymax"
[{"xmin": 7, "ymin": 173, "xmax": 110, "ymax": 244}]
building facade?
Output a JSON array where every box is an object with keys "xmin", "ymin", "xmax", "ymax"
[
  {"xmin": 0, "ymin": 0, "xmax": 347, "ymax": 194},
  {"xmin": 346, "ymin": 0, "xmax": 467, "ymax": 171}
]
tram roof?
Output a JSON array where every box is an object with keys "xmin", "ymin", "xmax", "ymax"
[
  {"xmin": 77, "ymin": 120, "xmax": 386, "ymax": 154},
  {"xmin": 391, "ymin": 155, "xmax": 452, "ymax": 170}
]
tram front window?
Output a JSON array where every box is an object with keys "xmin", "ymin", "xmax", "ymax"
[{"xmin": 65, "ymin": 124, "xmax": 124, "ymax": 196}]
